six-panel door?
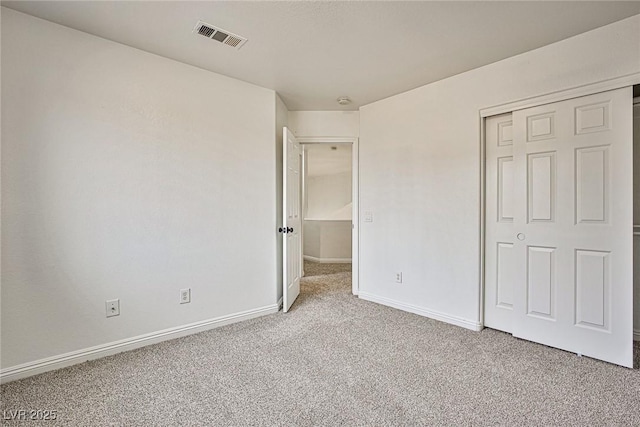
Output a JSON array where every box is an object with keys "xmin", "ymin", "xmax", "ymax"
[
  {"xmin": 485, "ymin": 87, "xmax": 633, "ymax": 367},
  {"xmin": 283, "ymin": 127, "xmax": 302, "ymax": 313},
  {"xmin": 485, "ymin": 113, "xmax": 516, "ymax": 333}
]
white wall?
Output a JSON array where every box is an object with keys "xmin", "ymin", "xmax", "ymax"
[
  {"xmin": 359, "ymin": 15, "xmax": 640, "ymax": 329},
  {"xmin": 288, "ymin": 111, "xmax": 359, "ymax": 137},
  {"xmin": 1, "ymin": 8, "xmax": 279, "ymax": 371},
  {"xmin": 306, "ymin": 172, "xmax": 352, "ymax": 219}
]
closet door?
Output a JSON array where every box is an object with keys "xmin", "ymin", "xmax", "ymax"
[
  {"xmin": 511, "ymin": 87, "xmax": 633, "ymax": 367},
  {"xmin": 485, "ymin": 113, "xmax": 515, "ymax": 333}
]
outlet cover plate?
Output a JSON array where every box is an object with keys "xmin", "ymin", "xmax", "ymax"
[
  {"xmin": 106, "ymin": 299, "xmax": 120, "ymax": 317},
  {"xmin": 180, "ymin": 288, "xmax": 191, "ymax": 304}
]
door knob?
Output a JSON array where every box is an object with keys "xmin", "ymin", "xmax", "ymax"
[
  {"xmin": 287, "ymin": 227, "xmax": 293, "ymax": 233},
  {"xmin": 517, "ymin": 233, "xmax": 526, "ymax": 241}
]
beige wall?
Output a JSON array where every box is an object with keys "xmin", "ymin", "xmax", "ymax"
[{"xmin": 303, "ymin": 221, "xmax": 352, "ymax": 261}]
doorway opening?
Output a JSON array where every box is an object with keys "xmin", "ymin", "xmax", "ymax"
[
  {"xmin": 300, "ymin": 140, "xmax": 356, "ymax": 294},
  {"xmin": 280, "ymin": 131, "xmax": 358, "ymax": 312}
]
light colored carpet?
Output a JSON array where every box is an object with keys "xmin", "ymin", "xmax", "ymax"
[
  {"xmin": 2, "ymin": 261, "xmax": 640, "ymax": 426},
  {"xmin": 303, "ymin": 261, "xmax": 351, "ymax": 277}
]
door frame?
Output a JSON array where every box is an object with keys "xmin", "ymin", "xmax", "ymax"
[
  {"xmin": 478, "ymin": 72, "xmax": 640, "ymax": 329},
  {"xmin": 296, "ymin": 136, "xmax": 360, "ymax": 296}
]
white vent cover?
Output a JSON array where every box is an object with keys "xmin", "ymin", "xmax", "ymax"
[{"xmin": 193, "ymin": 21, "xmax": 247, "ymax": 50}]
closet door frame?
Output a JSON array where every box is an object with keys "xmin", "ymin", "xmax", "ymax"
[{"xmin": 478, "ymin": 72, "xmax": 640, "ymax": 330}]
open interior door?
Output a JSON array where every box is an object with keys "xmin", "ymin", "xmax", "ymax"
[{"xmin": 282, "ymin": 127, "xmax": 302, "ymax": 312}]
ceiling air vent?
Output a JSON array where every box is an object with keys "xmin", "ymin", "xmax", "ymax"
[{"xmin": 193, "ymin": 21, "xmax": 247, "ymax": 50}]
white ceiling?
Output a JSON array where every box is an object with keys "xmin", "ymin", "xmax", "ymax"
[
  {"xmin": 306, "ymin": 144, "xmax": 351, "ymax": 177},
  {"xmin": 3, "ymin": 1, "xmax": 639, "ymax": 111}
]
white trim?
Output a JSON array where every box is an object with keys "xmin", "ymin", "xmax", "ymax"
[
  {"xmin": 634, "ymin": 329, "xmax": 640, "ymax": 341},
  {"xmin": 303, "ymin": 218, "xmax": 351, "ymax": 222},
  {"xmin": 0, "ymin": 303, "xmax": 279, "ymax": 384},
  {"xmin": 478, "ymin": 111, "xmax": 486, "ymax": 329},
  {"xmin": 303, "ymin": 255, "xmax": 352, "ymax": 264},
  {"xmin": 295, "ymin": 137, "xmax": 356, "ymax": 144},
  {"xmin": 358, "ymin": 291, "xmax": 482, "ymax": 332},
  {"xmin": 480, "ymin": 72, "xmax": 640, "ymax": 118},
  {"xmin": 352, "ymin": 137, "xmax": 360, "ymax": 297},
  {"xmin": 297, "ymin": 136, "xmax": 359, "ymax": 297},
  {"xmin": 277, "ymin": 297, "xmax": 283, "ymax": 310}
]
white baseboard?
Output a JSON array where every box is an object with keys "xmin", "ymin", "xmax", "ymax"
[
  {"xmin": 304, "ymin": 255, "xmax": 352, "ymax": 264},
  {"xmin": 0, "ymin": 303, "xmax": 279, "ymax": 384},
  {"xmin": 635, "ymin": 329, "xmax": 640, "ymax": 341},
  {"xmin": 358, "ymin": 291, "xmax": 482, "ymax": 332},
  {"xmin": 277, "ymin": 297, "xmax": 283, "ymax": 310}
]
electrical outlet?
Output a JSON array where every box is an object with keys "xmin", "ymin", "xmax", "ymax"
[
  {"xmin": 106, "ymin": 299, "xmax": 120, "ymax": 318},
  {"xmin": 395, "ymin": 272, "xmax": 403, "ymax": 283},
  {"xmin": 180, "ymin": 288, "xmax": 191, "ymax": 304}
]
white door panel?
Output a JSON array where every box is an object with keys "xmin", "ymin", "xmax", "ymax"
[
  {"xmin": 485, "ymin": 87, "xmax": 633, "ymax": 367},
  {"xmin": 485, "ymin": 113, "xmax": 515, "ymax": 332},
  {"xmin": 511, "ymin": 87, "xmax": 633, "ymax": 367},
  {"xmin": 283, "ymin": 127, "xmax": 302, "ymax": 312}
]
